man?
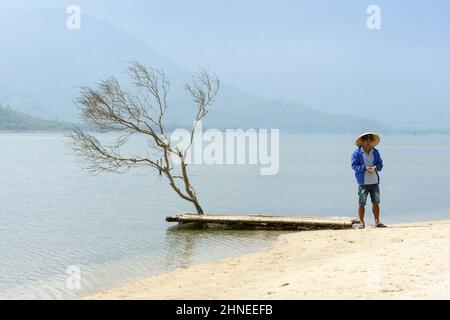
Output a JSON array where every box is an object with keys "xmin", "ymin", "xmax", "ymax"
[{"xmin": 351, "ymin": 132, "xmax": 386, "ymax": 229}]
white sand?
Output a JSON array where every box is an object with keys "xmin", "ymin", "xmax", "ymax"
[{"xmin": 87, "ymin": 220, "xmax": 450, "ymax": 299}]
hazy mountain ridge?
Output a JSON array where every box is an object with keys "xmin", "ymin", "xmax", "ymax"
[
  {"xmin": 0, "ymin": 105, "xmax": 72, "ymax": 131},
  {"xmin": 0, "ymin": 8, "xmax": 398, "ymax": 133}
]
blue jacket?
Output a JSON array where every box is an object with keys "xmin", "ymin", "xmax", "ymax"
[{"xmin": 351, "ymin": 147, "xmax": 383, "ymax": 185}]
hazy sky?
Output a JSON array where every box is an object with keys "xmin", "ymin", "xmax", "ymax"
[{"xmin": 2, "ymin": 0, "xmax": 450, "ymax": 126}]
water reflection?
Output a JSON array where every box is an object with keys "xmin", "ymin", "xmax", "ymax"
[{"xmin": 163, "ymin": 224, "xmax": 288, "ymax": 270}]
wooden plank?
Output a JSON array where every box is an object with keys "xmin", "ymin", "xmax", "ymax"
[
  {"xmin": 248, "ymin": 214, "xmax": 357, "ymax": 221},
  {"xmin": 166, "ymin": 213, "xmax": 359, "ymax": 229}
]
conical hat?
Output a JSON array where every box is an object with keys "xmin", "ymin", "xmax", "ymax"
[{"xmin": 355, "ymin": 132, "xmax": 381, "ymax": 147}]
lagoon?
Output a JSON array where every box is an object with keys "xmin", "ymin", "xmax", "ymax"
[{"xmin": 1, "ymin": 133, "xmax": 449, "ymax": 299}]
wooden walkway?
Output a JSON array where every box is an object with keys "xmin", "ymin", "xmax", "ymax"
[{"xmin": 166, "ymin": 213, "xmax": 359, "ymax": 230}]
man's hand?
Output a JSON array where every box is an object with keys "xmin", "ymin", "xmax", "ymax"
[{"xmin": 366, "ymin": 166, "xmax": 376, "ymax": 173}]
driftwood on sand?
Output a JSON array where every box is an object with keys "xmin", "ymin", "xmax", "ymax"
[{"xmin": 166, "ymin": 213, "xmax": 359, "ymax": 230}]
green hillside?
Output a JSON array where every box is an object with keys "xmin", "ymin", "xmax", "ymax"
[{"xmin": 0, "ymin": 105, "xmax": 72, "ymax": 131}]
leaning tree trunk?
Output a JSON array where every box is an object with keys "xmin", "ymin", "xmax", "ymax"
[
  {"xmin": 192, "ymin": 197, "xmax": 204, "ymax": 215},
  {"xmin": 180, "ymin": 158, "xmax": 204, "ymax": 215}
]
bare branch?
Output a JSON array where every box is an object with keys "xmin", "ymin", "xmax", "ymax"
[
  {"xmin": 68, "ymin": 128, "xmax": 162, "ymax": 174},
  {"xmin": 127, "ymin": 61, "xmax": 170, "ymax": 136},
  {"xmin": 184, "ymin": 69, "xmax": 220, "ymax": 153}
]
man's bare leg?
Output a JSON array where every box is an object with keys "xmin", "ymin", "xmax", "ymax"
[
  {"xmin": 358, "ymin": 205, "xmax": 365, "ymax": 228},
  {"xmin": 372, "ymin": 203, "xmax": 380, "ymax": 225}
]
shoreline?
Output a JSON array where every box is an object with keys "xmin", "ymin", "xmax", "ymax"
[{"xmin": 86, "ymin": 219, "xmax": 450, "ymax": 300}]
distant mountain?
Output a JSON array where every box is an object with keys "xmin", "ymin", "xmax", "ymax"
[
  {"xmin": 0, "ymin": 7, "xmax": 391, "ymax": 133},
  {"xmin": 0, "ymin": 105, "xmax": 72, "ymax": 131}
]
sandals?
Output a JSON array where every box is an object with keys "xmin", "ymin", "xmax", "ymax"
[
  {"xmin": 374, "ymin": 223, "xmax": 387, "ymax": 228},
  {"xmin": 354, "ymin": 223, "xmax": 387, "ymax": 229}
]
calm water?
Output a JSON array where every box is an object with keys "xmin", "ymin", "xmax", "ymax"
[{"xmin": 1, "ymin": 133, "xmax": 450, "ymax": 299}]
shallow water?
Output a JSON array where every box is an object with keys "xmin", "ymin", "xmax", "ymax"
[{"xmin": 1, "ymin": 133, "xmax": 449, "ymax": 299}]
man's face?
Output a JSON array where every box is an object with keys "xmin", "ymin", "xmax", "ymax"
[{"xmin": 362, "ymin": 136, "xmax": 372, "ymax": 149}]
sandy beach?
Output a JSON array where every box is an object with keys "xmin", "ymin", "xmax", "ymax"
[{"xmin": 87, "ymin": 220, "xmax": 450, "ymax": 300}]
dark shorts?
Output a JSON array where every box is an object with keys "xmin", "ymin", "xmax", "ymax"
[{"xmin": 358, "ymin": 184, "xmax": 380, "ymax": 206}]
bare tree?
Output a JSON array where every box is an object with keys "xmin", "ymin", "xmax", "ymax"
[{"xmin": 68, "ymin": 62, "xmax": 220, "ymax": 215}]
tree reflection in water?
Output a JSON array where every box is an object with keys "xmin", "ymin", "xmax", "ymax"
[{"xmin": 163, "ymin": 223, "xmax": 288, "ymax": 270}]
